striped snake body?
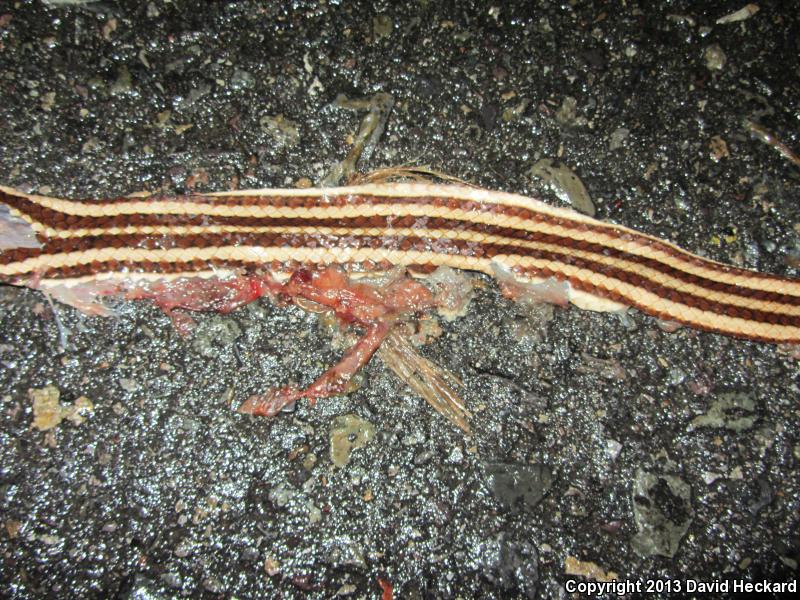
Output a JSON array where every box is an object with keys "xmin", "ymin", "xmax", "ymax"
[{"xmin": 1, "ymin": 182, "xmax": 799, "ymax": 344}]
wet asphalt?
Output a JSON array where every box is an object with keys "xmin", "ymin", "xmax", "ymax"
[{"xmin": 0, "ymin": 1, "xmax": 799, "ymax": 598}]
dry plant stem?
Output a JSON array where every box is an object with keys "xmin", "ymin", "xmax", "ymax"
[{"xmin": 379, "ymin": 328, "xmax": 471, "ymax": 432}]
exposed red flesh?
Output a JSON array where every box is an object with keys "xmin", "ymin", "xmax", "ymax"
[
  {"xmin": 124, "ymin": 275, "xmax": 273, "ymax": 314},
  {"xmin": 121, "ymin": 275, "xmax": 276, "ymax": 335},
  {"xmin": 238, "ymin": 319, "xmax": 392, "ymax": 416},
  {"xmin": 278, "ymin": 267, "xmax": 436, "ymax": 323},
  {"xmin": 125, "ymin": 267, "xmax": 437, "ymax": 416},
  {"xmin": 377, "ymin": 577, "xmax": 394, "ymax": 600}
]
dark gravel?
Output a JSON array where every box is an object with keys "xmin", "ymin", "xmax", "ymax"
[{"xmin": 1, "ymin": 1, "xmax": 799, "ymax": 598}]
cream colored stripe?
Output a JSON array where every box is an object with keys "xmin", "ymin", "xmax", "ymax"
[
  {"xmin": 7, "ymin": 182, "xmax": 800, "ymax": 296},
  {"xmin": 19, "ymin": 245, "xmax": 800, "ymax": 343},
  {"xmin": 6, "ymin": 182, "xmax": 587, "ymax": 218},
  {"xmin": 214, "ymin": 183, "xmax": 608, "ymax": 225}
]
